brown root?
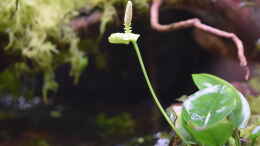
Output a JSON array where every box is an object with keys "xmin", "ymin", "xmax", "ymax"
[
  {"xmin": 70, "ymin": 11, "xmax": 102, "ymax": 32},
  {"xmin": 150, "ymin": 0, "xmax": 249, "ymax": 80}
]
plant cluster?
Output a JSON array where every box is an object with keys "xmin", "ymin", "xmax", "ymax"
[{"xmin": 108, "ymin": 1, "xmax": 260, "ymax": 145}]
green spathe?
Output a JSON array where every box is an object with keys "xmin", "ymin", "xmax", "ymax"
[{"xmin": 108, "ymin": 33, "xmax": 140, "ymax": 44}]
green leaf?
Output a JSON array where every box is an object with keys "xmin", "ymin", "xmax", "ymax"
[
  {"xmin": 183, "ymin": 118, "xmax": 234, "ymax": 146},
  {"xmin": 192, "ymin": 74, "xmax": 238, "ymax": 93},
  {"xmin": 182, "ymin": 85, "xmax": 237, "ymax": 127},
  {"xmin": 230, "ymin": 92, "xmax": 250, "ymax": 128},
  {"xmin": 192, "ymin": 73, "xmax": 250, "ymax": 128},
  {"xmin": 182, "ymin": 85, "xmax": 237, "ymax": 145}
]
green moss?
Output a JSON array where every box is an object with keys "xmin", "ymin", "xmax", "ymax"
[
  {"xmin": 23, "ymin": 138, "xmax": 50, "ymax": 146},
  {"xmin": 0, "ymin": 0, "xmax": 89, "ymax": 101},
  {"xmin": 96, "ymin": 112, "xmax": 136, "ymax": 137},
  {"xmin": 0, "ymin": 63, "xmax": 33, "ymax": 97},
  {"xmin": 0, "ymin": 0, "xmax": 150, "ymax": 101}
]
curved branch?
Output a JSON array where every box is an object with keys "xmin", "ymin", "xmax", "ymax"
[
  {"xmin": 150, "ymin": 0, "xmax": 250, "ymax": 80},
  {"xmin": 70, "ymin": 11, "xmax": 102, "ymax": 32}
]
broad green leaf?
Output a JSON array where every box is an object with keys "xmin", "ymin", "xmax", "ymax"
[
  {"xmin": 192, "ymin": 74, "xmax": 235, "ymax": 90},
  {"xmin": 181, "ymin": 85, "xmax": 237, "ymax": 145},
  {"xmin": 183, "ymin": 118, "xmax": 234, "ymax": 146},
  {"xmin": 229, "ymin": 92, "xmax": 250, "ymax": 128},
  {"xmin": 192, "ymin": 73, "xmax": 250, "ymax": 128},
  {"xmin": 182, "ymin": 85, "xmax": 237, "ymax": 126}
]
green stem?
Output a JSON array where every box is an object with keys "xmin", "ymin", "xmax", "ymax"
[
  {"xmin": 234, "ymin": 130, "xmax": 241, "ymax": 146},
  {"xmin": 251, "ymin": 138, "xmax": 256, "ymax": 146},
  {"xmin": 131, "ymin": 41, "xmax": 186, "ymax": 142}
]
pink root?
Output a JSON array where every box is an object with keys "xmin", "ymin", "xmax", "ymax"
[
  {"xmin": 70, "ymin": 11, "xmax": 102, "ymax": 32},
  {"xmin": 150, "ymin": 0, "xmax": 249, "ymax": 80}
]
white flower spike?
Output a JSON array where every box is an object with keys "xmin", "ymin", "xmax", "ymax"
[
  {"xmin": 108, "ymin": 1, "xmax": 139, "ymax": 45},
  {"xmin": 124, "ymin": 0, "xmax": 132, "ymax": 33}
]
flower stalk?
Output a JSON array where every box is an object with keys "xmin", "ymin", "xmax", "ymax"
[{"xmin": 108, "ymin": 0, "xmax": 187, "ymax": 143}]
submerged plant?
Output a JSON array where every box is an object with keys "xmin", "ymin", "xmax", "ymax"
[{"xmin": 108, "ymin": 1, "xmax": 259, "ymax": 145}]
